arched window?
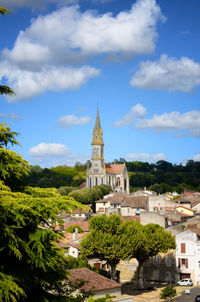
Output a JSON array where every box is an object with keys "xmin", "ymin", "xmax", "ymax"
[
  {"xmin": 96, "ymin": 177, "xmax": 98, "ymax": 186},
  {"xmin": 89, "ymin": 178, "xmax": 91, "ymax": 188}
]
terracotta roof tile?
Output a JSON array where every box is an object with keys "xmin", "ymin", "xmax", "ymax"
[
  {"xmin": 105, "ymin": 164, "xmax": 124, "ymax": 174},
  {"xmin": 68, "ymin": 268, "xmax": 121, "ymax": 292}
]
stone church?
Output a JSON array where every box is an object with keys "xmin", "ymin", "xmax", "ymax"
[{"xmin": 86, "ymin": 108, "xmax": 129, "ymax": 194}]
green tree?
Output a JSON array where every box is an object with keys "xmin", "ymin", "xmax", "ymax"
[
  {"xmin": 0, "ymin": 123, "xmax": 30, "ymax": 191},
  {"xmin": 81, "ymin": 215, "xmax": 125, "ymax": 280},
  {"xmin": 122, "ymin": 222, "xmax": 176, "ymax": 289},
  {"xmin": 0, "ymin": 188, "xmax": 86, "ymax": 301},
  {"xmin": 66, "ymin": 225, "xmax": 84, "ymax": 233}
]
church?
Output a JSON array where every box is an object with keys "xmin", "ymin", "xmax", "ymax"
[{"xmin": 86, "ymin": 108, "xmax": 130, "ymax": 194}]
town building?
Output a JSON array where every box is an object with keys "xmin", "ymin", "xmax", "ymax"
[
  {"xmin": 175, "ymin": 229, "xmax": 200, "ymax": 285},
  {"xmin": 86, "ymin": 108, "xmax": 129, "ymax": 194}
]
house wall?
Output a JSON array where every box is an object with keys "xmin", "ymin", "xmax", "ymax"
[
  {"xmin": 92, "ymin": 287, "xmax": 121, "ymax": 299},
  {"xmin": 121, "ymin": 207, "xmax": 145, "ymax": 216},
  {"xmin": 176, "ymin": 206, "xmax": 194, "ymax": 216},
  {"xmin": 96, "ymin": 201, "xmax": 110, "ymax": 213},
  {"xmin": 140, "ymin": 212, "xmax": 166, "ymax": 228},
  {"xmin": 175, "ymin": 231, "xmax": 200, "ymax": 285},
  {"xmin": 68, "ymin": 246, "xmax": 79, "ymax": 258},
  {"xmin": 148, "ymin": 196, "xmax": 175, "ymax": 213}
]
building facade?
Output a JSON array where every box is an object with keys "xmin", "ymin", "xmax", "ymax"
[{"xmin": 86, "ymin": 108, "xmax": 129, "ymax": 194}]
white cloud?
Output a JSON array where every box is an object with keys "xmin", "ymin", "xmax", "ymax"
[
  {"xmin": 3, "ymin": 1, "xmax": 164, "ymax": 66},
  {"xmin": 113, "ymin": 103, "xmax": 147, "ymax": 127},
  {"xmin": 29, "ymin": 142, "xmax": 71, "ymax": 157},
  {"xmin": 28, "ymin": 142, "xmax": 88, "ymax": 167},
  {"xmin": 0, "ymin": 0, "xmax": 164, "ymax": 101},
  {"xmin": 58, "ymin": 114, "xmax": 91, "ymax": 128},
  {"xmin": 131, "ymin": 54, "xmax": 200, "ymax": 93},
  {"xmin": 0, "ymin": 62, "xmax": 100, "ymax": 102},
  {"xmin": 0, "ymin": 112, "xmax": 21, "ymax": 120},
  {"xmin": 136, "ymin": 110, "xmax": 200, "ymax": 137},
  {"xmin": 125, "ymin": 152, "xmax": 167, "ymax": 163},
  {"xmin": 191, "ymin": 153, "xmax": 200, "ymax": 162}
]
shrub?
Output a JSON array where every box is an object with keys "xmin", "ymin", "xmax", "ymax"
[
  {"xmin": 160, "ymin": 285, "xmax": 176, "ymax": 299},
  {"xmin": 66, "ymin": 225, "xmax": 84, "ymax": 233}
]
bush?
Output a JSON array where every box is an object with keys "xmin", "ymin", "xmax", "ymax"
[
  {"xmin": 160, "ymin": 285, "xmax": 176, "ymax": 299},
  {"xmin": 66, "ymin": 225, "xmax": 84, "ymax": 233},
  {"xmin": 58, "ymin": 186, "xmax": 77, "ymax": 196}
]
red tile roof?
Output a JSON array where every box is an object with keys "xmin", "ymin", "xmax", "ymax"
[
  {"xmin": 105, "ymin": 164, "xmax": 124, "ymax": 174},
  {"xmin": 68, "ymin": 268, "xmax": 121, "ymax": 292}
]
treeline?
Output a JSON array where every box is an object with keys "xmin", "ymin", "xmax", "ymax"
[
  {"xmin": 28, "ymin": 163, "xmax": 87, "ymax": 188},
  {"xmin": 26, "ymin": 159, "xmax": 200, "ymax": 194},
  {"xmin": 112, "ymin": 159, "xmax": 200, "ymax": 193}
]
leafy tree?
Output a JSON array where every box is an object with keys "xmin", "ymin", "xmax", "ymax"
[
  {"xmin": 66, "ymin": 225, "xmax": 84, "ymax": 233},
  {"xmin": 0, "ymin": 123, "xmax": 30, "ymax": 191},
  {"xmin": 81, "ymin": 215, "xmax": 125, "ymax": 280},
  {"xmin": 88, "ymin": 294, "xmax": 114, "ymax": 302},
  {"xmin": 160, "ymin": 285, "xmax": 176, "ymax": 299},
  {"xmin": 58, "ymin": 186, "xmax": 77, "ymax": 196},
  {"xmin": 121, "ymin": 222, "xmax": 176, "ymax": 289},
  {"xmin": 0, "ymin": 188, "xmax": 86, "ymax": 301}
]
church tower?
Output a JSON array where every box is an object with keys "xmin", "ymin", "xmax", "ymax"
[
  {"xmin": 86, "ymin": 107, "xmax": 106, "ymax": 188},
  {"xmin": 86, "ymin": 107, "xmax": 130, "ymax": 194},
  {"xmin": 91, "ymin": 106, "xmax": 104, "ymax": 169}
]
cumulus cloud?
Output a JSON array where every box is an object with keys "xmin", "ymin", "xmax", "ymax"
[
  {"xmin": 131, "ymin": 54, "xmax": 200, "ymax": 93},
  {"xmin": 191, "ymin": 153, "xmax": 200, "ymax": 162},
  {"xmin": 58, "ymin": 114, "xmax": 91, "ymax": 128},
  {"xmin": 136, "ymin": 110, "xmax": 200, "ymax": 137},
  {"xmin": 113, "ymin": 104, "xmax": 147, "ymax": 127},
  {"xmin": 125, "ymin": 152, "xmax": 167, "ymax": 163},
  {"xmin": 0, "ymin": 112, "xmax": 21, "ymax": 120},
  {"xmin": 29, "ymin": 142, "xmax": 71, "ymax": 157},
  {"xmin": 0, "ymin": 62, "xmax": 100, "ymax": 102},
  {"xmin": 0, "ymin": 0, "xmax": 164, "ymax": 101},
  {"xmin": 28, "ymin": 142, "xmax": 88, "ymax": 166}
]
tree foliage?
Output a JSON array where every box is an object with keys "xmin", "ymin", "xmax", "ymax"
[
  {"xmin": 66, "ymin": 225, "xmax": 84, "ymax": 233},
  {"xmin": 160, "ymin": 285, "xmax": 176, "ymax": 299},
  {"xmin": 81, "ymin": 215, "xmax": 126, "ymax": 280},
  {"xmin": 0, "ymin": 123, "xmax": 30, "ymax": 191},
  {"xmin": 0, "ymin": 188, "xmax": 87, "ymax": 301},
  {"xmin": 69, "ymin": 185, "xmax": 111, "ymax": 205}
]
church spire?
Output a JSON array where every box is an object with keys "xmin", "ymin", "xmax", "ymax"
[
  {"xmin": 92, "ymin": 106, "xmax": 104, "ymax": 146},
  {"xmin": 94, "ymin": 105, "xmax": 101, "ymax": 131}
]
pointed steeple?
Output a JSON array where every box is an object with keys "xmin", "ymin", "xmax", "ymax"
[
  {"xmin": 94, "ymin": 105, "xmax": 101, "ymax": 130},
  {"xmin": 92, "ymin": 106, "xmax": 104, "ymax": 145}
]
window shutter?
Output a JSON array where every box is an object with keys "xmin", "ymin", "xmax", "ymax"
[
  {"xmin": 178, "ymin": 258, "xmax": 181, "ymax": 268},
  {"xmin": 186, "ymin": 258, "xmax": 188, "ymax": 268},
  {"xmin": 181, "ymin": 243, "xmax": 186, "ymax": 253}
]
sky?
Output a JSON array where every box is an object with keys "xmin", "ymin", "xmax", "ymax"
[{"xmin": 0, "ymin": 0, "xmax": 200, "ymax": 167}]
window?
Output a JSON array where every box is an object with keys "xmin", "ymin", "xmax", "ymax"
[
  {"xmin": 181, "ymin": 243, "xmax": 186, "ymax": 253},
  {"xmin": 178, "ymin": 258, "xmax": 188, "ymax": 268}
]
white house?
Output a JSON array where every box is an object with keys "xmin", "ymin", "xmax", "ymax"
[{"xmin": 175, "ymin": 230, "xmax": 200, "ymax": 285}]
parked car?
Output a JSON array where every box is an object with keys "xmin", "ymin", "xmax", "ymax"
[
  {"xmin": 176, "ymin": 278, "xmax": 193, "ymax": 286},
  {"xmin": 195, "ymin": 295, "xmax": 200, "ymax": 302}
]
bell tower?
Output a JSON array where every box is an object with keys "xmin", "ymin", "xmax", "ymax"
[{"xmin": 91, "ymin": 106, "xmax": 104, "ymax": 169}]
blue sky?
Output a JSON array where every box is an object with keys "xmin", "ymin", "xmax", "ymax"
[{"xmin": 0, "ymin": 0, "xmax": 200, "ymax": 167}]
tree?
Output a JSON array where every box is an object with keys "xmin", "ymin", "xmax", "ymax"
[
  {"xmin": 122, "ymin": 222, "xmax": 176, "ymax": 289},
  {"xmin": 66, "ymin": 225, "xmax": 84, "ymax": 233},
  {"xmin": 0, "ymin": 188, "xmax": 87, "ymax": 301},
  {"xmin": 0, "ymin": 123, "xmax": 30, "ymax": 191},
  {"xmin": 81, "ymin": 215, "xmax": 125, "ymax": 280}
]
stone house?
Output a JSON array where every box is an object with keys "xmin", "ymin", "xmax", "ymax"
[
  {"xmin": 175, "ymin": 229, "xmax": 200, "ymax": 284},
  {"xmin": 148, "ymin": 195, "xmax": 176, "ymax": 213},
  {"xmin": 68, "ymin": 268, "xmax": 122, "ymax": 299},
  {"xmin": 120, "ymin": 196, "xmax": 148, "ymax": 216}
]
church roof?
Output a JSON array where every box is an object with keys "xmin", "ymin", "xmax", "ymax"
[{"xmin": 105, "ymin": 163, "xmax": 124, "ymax": 174}]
